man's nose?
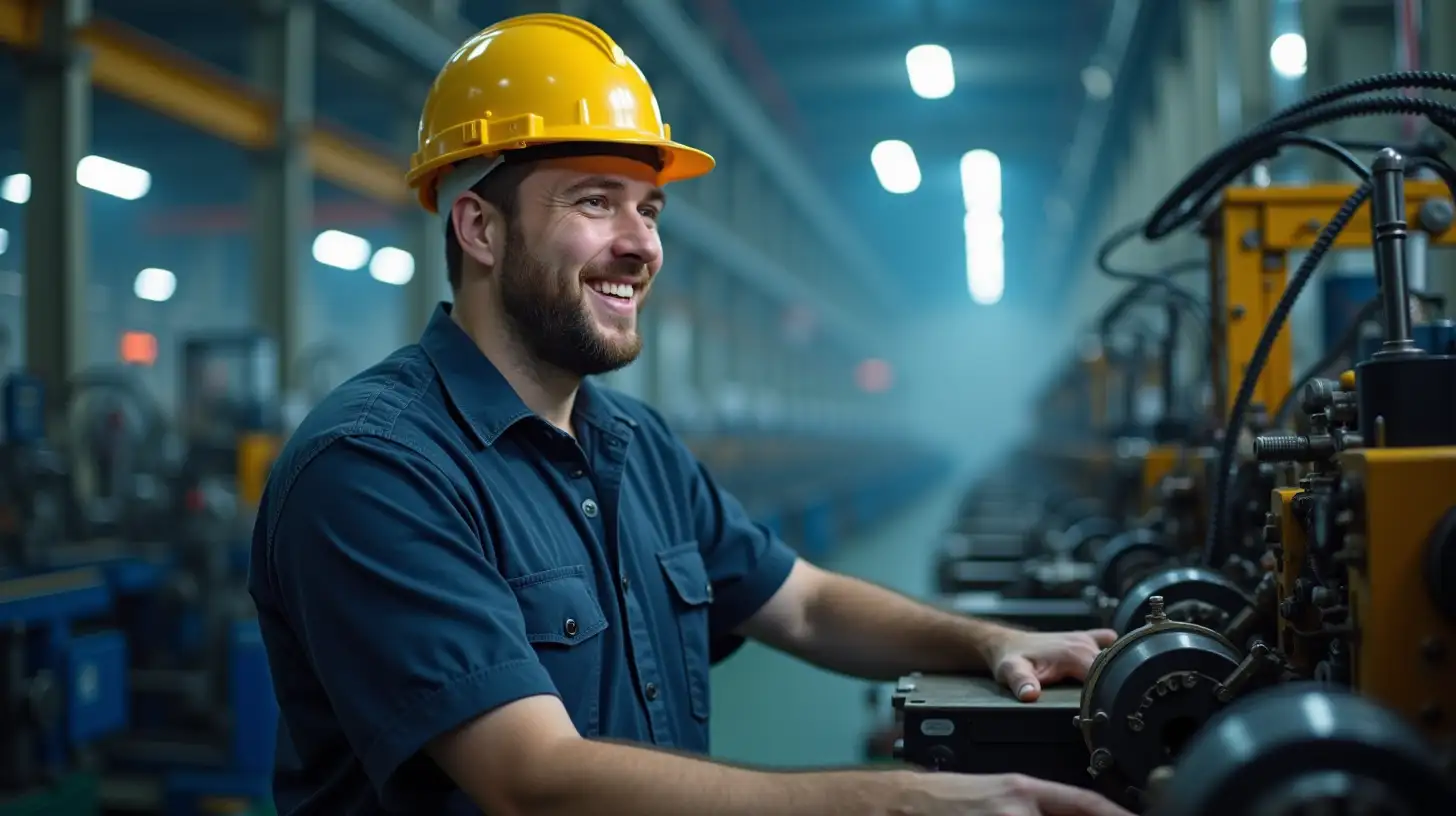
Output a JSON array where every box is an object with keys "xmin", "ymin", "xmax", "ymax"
[{"xmin": 611, "ymin": 216, "xmax": 662, "ymax": 267}]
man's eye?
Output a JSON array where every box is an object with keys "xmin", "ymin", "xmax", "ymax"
[
  {"xmin": 579, "ymin": 196, "xmax": 609, "ymax": 209},
  {"xmin": 639, "ymin": 206, "xmax": 660, "ymax": 221}
]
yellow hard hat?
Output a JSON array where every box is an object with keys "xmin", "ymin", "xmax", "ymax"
[{"xmin": 406, "ymin": 13, "xmax": 716, "ymax": 213}]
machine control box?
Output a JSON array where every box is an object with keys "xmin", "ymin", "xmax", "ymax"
[{"xmin": 893, "ymin": 675, "xmax": 1097, "ymax": 792}]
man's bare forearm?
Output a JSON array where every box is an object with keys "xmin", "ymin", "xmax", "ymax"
[
  {"xmin": 795, "ymin": 571, "xmax": 1015, "ymax": 680},
  {"xmin": 507, "ymin": 738, "xmax": 935, "ymax": 816}
]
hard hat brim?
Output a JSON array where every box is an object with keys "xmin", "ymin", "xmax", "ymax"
[{"xmin": 413, "ymin": 134, "xmax": 716, "ymax": 214}]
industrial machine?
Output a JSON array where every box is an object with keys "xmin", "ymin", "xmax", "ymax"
[
  {"xmin": 0, "ymin": 332, "xmax": 282, "ymax": 815},
  {"xmin": 897, "ymin": 70, "xmax": 1456, "ymax": 814}
]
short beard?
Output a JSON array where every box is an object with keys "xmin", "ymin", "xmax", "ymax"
[{"xmin": 496, "ymin": 227, "xmax": 644, "ymax": 377}]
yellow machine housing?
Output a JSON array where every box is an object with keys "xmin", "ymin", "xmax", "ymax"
[
  {"xmin": 1141, "ymin": 445, "xmax": 1183, "ymax": 510},
  {"xmin": 1207, "ymin": 181, "xmax": 1456, "ymax": 422},
  {"xmin": 1270, "ymin": 486, "xmax": 1322, "ymax": 674},
  {"xmin": 236, "ymin": 432, "xmax": 280, "ymax": 508},
  {"xmin": 1340, "ymin": 446, "xmax": 1456, "ymax": 741}
]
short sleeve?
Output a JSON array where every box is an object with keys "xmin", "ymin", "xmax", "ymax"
[
  {"xmin": 684, "ymin": 455, "xmax": 798, "ymax": 641},
  {"xmin": 266, "ymin": 434, "xmax": 558, "ymax": 804}
]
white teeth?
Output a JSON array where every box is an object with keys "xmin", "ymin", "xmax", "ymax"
[{"xmin": 591, "ymin": 281, "xmax": 635, "ymax": 299}]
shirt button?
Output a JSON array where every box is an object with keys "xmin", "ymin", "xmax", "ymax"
[
  {"xmin": 581, "ymin": 498, "xmax": 599, "ymax": 518},
  {"xmin": 569, "ymin": 467, "xmax": 586, "ymax": 479},
  {"xmin": 564, "ymin": 618, "xmax": 579, "ymax": 637},
  {"xmin": 644, "ymin": 682, "xmax": 659, "ymax": 701},
  {"xmin": 620, "ymin": 576, "xmax": 630, "ymax": 593}
]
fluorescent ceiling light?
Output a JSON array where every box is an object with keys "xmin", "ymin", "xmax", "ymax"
[
  {"xmin": 905, "ymin": 44, "xmax": 955, "ymax": 100},
  {"xmin": 870, "ymin": 140, "xmax": 922, "ymax": 194},
  {"xmin": 965, "ymin": 213, "xmax": 1004, "ymax": 306},
  {"xmin": 369, "ymin": 247, "xmax": 415, "ymax": 285},
  {"xmin": 2, "ymin": 155, "xmax": 153, "ymax": 203},
  {"xmin": 77, "ymin": 155, "xmax": 151, "ymax": 200},
  {"xmin": 1270, "ymin": 33, "xmax": 1307, "ymax": 79},
  {"xmin": 960, "ymin": 149, "xmax": 1002, "ymax": 214},
  {"xmin": 313, "ymin": 230, "xmax": 372, "ymax": 271},
  {"xmin": 134, "ymin": 267, "xmax": 177, "ymax": 302}
]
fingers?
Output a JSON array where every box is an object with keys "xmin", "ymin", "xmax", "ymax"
[
  {"xmin": 1024, "ymin": 777, "xmax": 1136, "ymax": 816},
  {"xmin": 997, "ymin": 655, "xmax": 1041, "ymax": 701},
  {"xmin": 1086, "ymin": 628, "xmax": 1119, "ymax": 647}
]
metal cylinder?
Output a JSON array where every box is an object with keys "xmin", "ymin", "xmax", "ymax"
[
  {"xmin": 1077, "ymin": 621, "xmax": 1243, "ymax": 791},
  {"xmin": 1147, "ymin": 684, "xmax": 1456, "ymax": 816},
  {"xmin": 1371, "ymin": 149, "xmax": 1416, "ymax": 353},
  {"xmin": 1111, "ymin": 567, "xmax": 1250, "ymax": 635}
]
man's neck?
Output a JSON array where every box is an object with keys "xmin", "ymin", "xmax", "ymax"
[{"xmin": 451, "ymin": 300, "xmax": 580, "ymax": 434}]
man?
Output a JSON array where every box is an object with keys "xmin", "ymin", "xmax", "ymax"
[{"xmin": 248, "ymin": 13, "xmax": 1132, "ymax": 816}]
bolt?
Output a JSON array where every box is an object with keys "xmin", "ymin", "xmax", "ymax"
[
  {"xmin": 1127, "ymin": 713, "xmax": 1145, "ymax": 732},
  {"xmin": 1090, "ymin": 748, "xmax": 1113, "ymax": 771},
  {"xmin": 1231, "ymin": 305, "xmax": 1247, "ymax": 320},
  {"xmin": 1147, "ymin": 595, "xmax": 1167, "ymax": 624}
]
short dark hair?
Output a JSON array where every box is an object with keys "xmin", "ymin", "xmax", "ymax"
[{"xmin": 444, "ymin": 161, "xmax": 534, "ymax": 290}]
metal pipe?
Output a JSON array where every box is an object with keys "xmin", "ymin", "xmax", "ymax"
[{"xmin": 1370, "ymin": 148, "xmax": 1416, "ymax": 354}]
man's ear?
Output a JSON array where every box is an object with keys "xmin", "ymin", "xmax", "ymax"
[{"xmin": 451, "ymin": 192, "xmax": 508, "ymax": 272}]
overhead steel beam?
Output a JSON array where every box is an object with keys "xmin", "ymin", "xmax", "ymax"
[
  {"xmin": 0, "ymin": 0, "xmax": 408, "ymax": 205},
  {"xmin": 320, "ymin": 0, "xmax": 876, "ymax": 353},
  {"xmin": 618, "ymin": 0, "xmax": 902, "ymax": 309}
]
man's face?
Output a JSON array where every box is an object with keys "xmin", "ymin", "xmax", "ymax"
[{"xmin": 493, "ymin": 156, "xmax": 666, "ymax": 377}]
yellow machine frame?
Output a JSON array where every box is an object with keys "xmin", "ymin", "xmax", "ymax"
[
  {"xmin": 1208, "ymin": 181, "xmax": 1456, "ymax": 420},
  {"xmin": 1340, "ymin": 446, "xmax": 1456, "ymax": 741},
  {"xmin": 1270, "ymin": 486, "xmax": 1322, "ymax": 674}
]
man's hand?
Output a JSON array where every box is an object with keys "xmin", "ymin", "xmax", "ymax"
[
  {"xmin": 916, "ymin": 772, "xmax": 1134, "ymax": 816},
  {"xmin": 984, "ymin": 628, "xmax": 1119, "ymax": 702}
]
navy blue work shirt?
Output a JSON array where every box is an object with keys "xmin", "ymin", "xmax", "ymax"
[{"xmin": 248, "ymin": 304, "xmax": 797, "ymax": 814}]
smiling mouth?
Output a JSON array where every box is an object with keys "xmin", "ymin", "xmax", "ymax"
[{"xmin": 588, "ymin": 280, "xmax": 637, "ymax": 302}]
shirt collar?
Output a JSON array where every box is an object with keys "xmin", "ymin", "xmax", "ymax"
[{"xmin": 419, "ymin": 303, "xmax": 636, "ymax": 446}]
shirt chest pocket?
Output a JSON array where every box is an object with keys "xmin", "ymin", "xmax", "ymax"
[
  {"xmin": 656, "ymin": 543, "xmax": 713, "ymax": 721},
  {"xmin": 509, "ymin": 565, "xmax": 609, "ymax": 733}
]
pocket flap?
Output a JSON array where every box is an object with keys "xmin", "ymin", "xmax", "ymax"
[
  {"xmin": 657, "ymin": 543, "xmax": 713, "ymax": 607},
  {"xmin": 509, "ymin": 565, "xmax": 608, "ymax": 646}
]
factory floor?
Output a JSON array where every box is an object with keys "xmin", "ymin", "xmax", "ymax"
[{"xmin": 708, "ymin": 474, "xmax": 968, "ymax": 767}]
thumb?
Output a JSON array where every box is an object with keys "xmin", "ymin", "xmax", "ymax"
[{"xmin": 997, "ymin": 655, "xmax": 1041, "ymax": 702}]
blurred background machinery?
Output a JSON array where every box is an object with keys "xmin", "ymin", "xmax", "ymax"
[{"xmin": 0, "ymin": 0, "xmax": 1454, "ymax": 814}]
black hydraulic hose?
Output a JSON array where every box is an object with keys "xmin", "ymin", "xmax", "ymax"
[
  {"xmin": 1264, "ymin": 71, "xmax": 1456, "ymax": 128},
  {"xmin": 1204, "ymin": 183, "xmax": 1372, "ymax": 567},
  {"xmin": 1149, "ymin": 96, "xmax": 1456, "ymax": 240},
  {"xmin": 1096, "ymin": 221, "xmax": 1206, "ymax": 313}
]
